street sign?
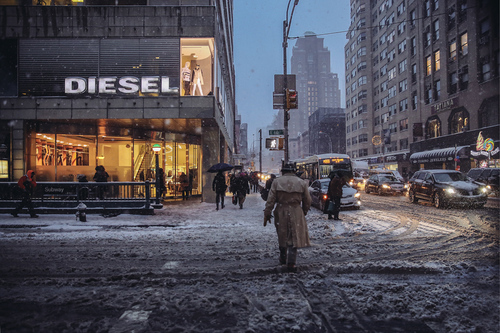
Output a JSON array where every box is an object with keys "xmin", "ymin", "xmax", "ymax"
[{"xmin": 269, "ymin": 129, "xmax": 284, "ymax": 136}]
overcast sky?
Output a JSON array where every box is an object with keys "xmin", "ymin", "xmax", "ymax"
[{"xmin": 233, "ymin": 0, "xmax": 351, "ymax": 139}]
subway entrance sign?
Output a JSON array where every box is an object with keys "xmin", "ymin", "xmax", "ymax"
[{"xmin": 269, "ymin": 129, "xmax": 284, "ymax": 136}]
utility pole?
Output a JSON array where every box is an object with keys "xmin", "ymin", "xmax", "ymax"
[
  {"xmin": 259, "ymin": 129, "xmax": 262, "ymax": 172},
  {"xmin": 283, "ymin": 0, "xmax": 299, "ymax": 163}
]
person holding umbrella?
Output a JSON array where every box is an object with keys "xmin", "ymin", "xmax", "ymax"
[{"xmin": 212, "ymin": 171, "xmax": 227, "ymax": 210}]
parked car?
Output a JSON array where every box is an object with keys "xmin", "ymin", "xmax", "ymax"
[
  {"xmin": 308, "ymin": 179, "xmax": 361, "ymax": 212},
  {"xmin": 467, "ymin": 168, "xmax": 499, "ymax": 195},
  {"xmin": 364, "ymin": 174, "xmax": 406, "ymax": 195},
  {"xmin": 408, "ymin": 169, "xmax": 489, "ymax": 208}
]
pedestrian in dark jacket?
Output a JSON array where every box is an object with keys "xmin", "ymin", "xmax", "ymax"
[
  {"xmin": 12, "ymin": 170, "xmax": 38, "ymax": 218},
  {"xmin": 179, "ymin": 172, "xmax": 189, "ymax": 200},
  {"xmin": 327, "ymin": 172, "xmax": 346, "ymax": 220},
  {"xmin": 232, "ymin": 172, "xmax": 250, "ymax": 209},
  {"xmin": 93, "ymin": 165, "xmax": 109, "ymax": 200},
  {"xmin": 212, "ymin": 171, "xmax": 227, "ymax": 210}
]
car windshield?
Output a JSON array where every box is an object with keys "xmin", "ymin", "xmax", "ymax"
[
  {"xmin": 434, "ymin": 172, "xmax": 467, "ymax": 182},
  {"xmin": 321, "ymin": 182, "xmax": 330, "ymax": 190},
  {"xmin": 380, "ymin": 176, "xmax": 397, "ymax": 182}
]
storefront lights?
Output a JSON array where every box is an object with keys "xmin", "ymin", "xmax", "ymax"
[{"xmin": 152, "ymin": 144, "xmax": 162, "ymax": 154}]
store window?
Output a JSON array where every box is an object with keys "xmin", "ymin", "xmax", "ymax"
[
  {"xmin": 426, "ymin": 116, "xmax": 441, "ymax": 138},
  {"xmin": 448, "ymin": 109, "xmax": 469, "ymax": 134},
  {"xmin": 180, "ymin": 38, "xmax": 214, "ymax": 97}
]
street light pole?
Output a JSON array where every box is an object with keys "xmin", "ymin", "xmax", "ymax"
[
  {"xmin": 283, "ymin": 0, "xmax": 299, "ymax": 163},
  {"xmin": 259, "ymin": 129, "xmax": 262, "ymax": 172},
  {"xmin": 152, "ymin": 144, "xmax": 162, "ymax": 206}
]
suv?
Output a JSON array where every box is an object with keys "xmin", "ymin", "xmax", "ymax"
[
  {"xmin": 467, "ymin": 168, "xmax": 499, "ymax": 195},
  {"xmin": 408, "ymin": 170, "xmax": 489, "ymax": 208}
]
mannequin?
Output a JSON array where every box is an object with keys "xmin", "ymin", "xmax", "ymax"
[
  {"xmin": 191, "ymin": 64, "xmax": 204, "ymax": 96},
  {"xmin": 181, "ymin": 62, "xmax": 191, "ymax": 96}
]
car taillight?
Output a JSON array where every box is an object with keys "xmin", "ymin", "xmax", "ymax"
[{"xmin": 323, "ymin": 194, "xmax": 328, "ymax": 200}]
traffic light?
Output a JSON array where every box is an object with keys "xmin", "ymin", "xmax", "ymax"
[{"xmin": 286, "ymin": 89, "xmax": 298, "ymax": 109}]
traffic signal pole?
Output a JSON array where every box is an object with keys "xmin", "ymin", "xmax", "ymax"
[{"xmin": 283, "ymin": 0, "xmax": 299, "ymax": 163}]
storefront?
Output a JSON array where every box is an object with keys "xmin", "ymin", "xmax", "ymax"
[{"xmin": 0, "ymin": 4, "xmax": 236, "ymax": 202}]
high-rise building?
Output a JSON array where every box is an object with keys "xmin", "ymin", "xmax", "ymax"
[
  {"xmin": 346, "ymin": 0, "xmax": 498, "ymax": 176},
  {"xmin": 309, "ymin": 108, "xmax": 346, "ymax": 155},
  {"xmin": 0, "ymin": 0, "xmax": 236, "ymax": 203},
  {"xmin": 290, "ymin": 32, "xmax": 341, "ymax": 159}
]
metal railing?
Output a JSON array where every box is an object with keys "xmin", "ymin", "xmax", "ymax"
[{"xmin": 0, "ymin": 181, "xmax": 155, "ymax": 214}]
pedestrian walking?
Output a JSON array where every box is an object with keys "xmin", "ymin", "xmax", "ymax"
[
  {"xmin": 12, "ymin": 170, "xmax": 38, "ymax": 218},
  {"xmin": 327, "ymin": 171, "xmax": 346, "ymax": 220},
  {"xmin": 212, "ymin": 171, "xmax": 227, "ymax": 210},
  {"xmin": 179, "ymin": 172, "xmax": 189, "ymax": 200},
  {"xmin": 232, "ymin": 172, "xmax": 250, "ymax": 209},
  {"xmin": 93, "ymin": 165, "xmax": 109, "ymax": 200},
  {"xmin": 263, "ymin": 162, "xmax": 311, "ymax": 272}
]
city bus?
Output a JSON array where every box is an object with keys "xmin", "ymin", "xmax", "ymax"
[{"xmin": 294, "ymin": 154, "xmax": 354, "ymax": 184}]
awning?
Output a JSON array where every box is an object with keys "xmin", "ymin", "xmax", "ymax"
[{"xmin": 410, "ymin": 146, "xmax": 469, "ymax": 164}]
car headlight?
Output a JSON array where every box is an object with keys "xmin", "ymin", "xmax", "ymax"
[
  {"xmin": 481, "ymin": 187, "xmax": 489, "ymax": 193},
  {"xmin": 404, "ymin": 183, "xmax": 409, "ymax": 189},
  {"xmin": 382, "ymin": 184, "xmax": 390, "ymax": 189},
  {"xmin": 354, "ymin": 192, "xmax": 361, "ymax": 198},
  {"xmin": 445, "ymin": 188, "xmax": 455, "ymax": 194},
  {"xmin": 486, "ymin": 185, "xmax": 491, "ymax": 190}
]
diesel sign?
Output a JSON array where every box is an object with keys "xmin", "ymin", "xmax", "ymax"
[{"xmin": 65, "ymin": 76, "xmax": 178, "ymax": 95}]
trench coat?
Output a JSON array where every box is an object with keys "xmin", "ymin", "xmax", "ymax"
[{"xmin": 264, "ymin": 173, "xmax": 312, "ymax": 248}]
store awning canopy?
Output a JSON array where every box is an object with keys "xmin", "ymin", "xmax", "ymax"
[{"xmin": 410, "ymin": 146, "xmax": 469, "ymax": 163}]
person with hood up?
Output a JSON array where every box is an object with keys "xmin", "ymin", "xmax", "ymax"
[
  {"xmin": 264, "ymin": 162, "xmax": 311, "ymax": 272},
  {"xmin": 212, "ymin": 171, "xmax": 227, "ymax": 210},
  {"xmin": 12, "ymin": 170, "xmax": 38, "ymax": 218}
]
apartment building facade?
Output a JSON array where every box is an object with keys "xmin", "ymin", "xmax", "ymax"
[
  {"xmin": 345, "ymin": 0, "xmax": 498, "ymax": 176},
  {"xmin": 0, "ymin": 0, "xmax": 235, "ymax": 202}
]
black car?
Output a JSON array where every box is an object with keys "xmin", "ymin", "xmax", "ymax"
[
  {"xmin": 467, "ymin": 168, "xmax": 499, "ymax": 195},
  {"xmin": 408, "ymin": 170, "xmax": 489, "ymax": 208},
  {"xmin": 365, "ymin": 174, "xmax": 406, "ymax": 195}
]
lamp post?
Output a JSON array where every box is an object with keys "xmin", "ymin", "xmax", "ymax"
[
  {"xmin": 319, "ymin": 131, "xmax": 333, "ymax": 153},
  {"xmin": 283, "ymin": 0, "xmax": 299, "ymax": 163},
  {"xmin": 152, "ymin": 143, "xmax": 162, "ymax": 206}
]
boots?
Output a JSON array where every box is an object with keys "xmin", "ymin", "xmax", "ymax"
[{"xmin": 279, "ymin": 247, "xmax": 287, "ymax": 265}]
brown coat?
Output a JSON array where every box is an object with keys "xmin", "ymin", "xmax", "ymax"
[{"xmin": 264, "ymin": 173, "xmax": 312, "ymax": 248}]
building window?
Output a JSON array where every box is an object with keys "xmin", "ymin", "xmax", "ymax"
[
  {"xmin": 381, "ymin": 80, "xmax": 388, "ymax": 92},
  {"xmin": 389, "ymin": 122, "xmax": 397, "ymax": 134},
  {"xmin": 388, "ymin": 49, "xmax": 396, "ymax": 62},
  {"xmin": 181, "ymin": 38, "xmax": 215, "ymax": 97},
  {"xmin": 410, "ymin": 9, "xmax": 416, "ymax": 26},
  {"xmin": 411, "ymin": 37, "xmax": 416, "ymax": 56},
  {"xmin": 459, "ymin": 66, "xmax": 469, "ymax": 90},
  {"xmin": 398, "ymin": 40, "xmax": 407, "ymax": 54},
  {"xmin": 399, "ymin": 98, "xmax": 408, "ymax": 112},
  {"xmin": 449, "ymin": 39, "xmax": 457, "ymax": 61},
  {"xmin": 400, "ymin": 138, "xmax": 409, "ymax": 150},
  {"xmin": 389, "ymin": 103, "xmax": 397, "ymax": 115},
  {"xmin": 411, "ymin": 63, "xmax": 417, "ymax": 83},
  {"xmin": 449, "ymin": 71, "xmax": 458, "ymax": 94},
  {"xmin": 399, "ymin": 118, "xmax": 409, "ymax": 131},
  {"xmin": 481, "ymin": 62, "xmax": 491, "ymax": 81},
  {"xmin": 0, "ymin": 39, "xmax": 17, "ymax": 97},
  {"xmin": 433, "ymin": 0, "xmax": 439, "ymax": 10},
  {"xmin": 357, "ymin": 47, "xmax": 367, "ymax": 57},
  {"xmin": 399, "ymin": 79, "xmax": 408, "ymax": 92},
  {"xmin": 434, "ymin": 80, "xmax": 441, "ymax": 100},
  {"xmin": 374, "ymin": 116, "xmax": 380, "ymax": 125},
  {"xmin": 358, "ymin": 61, "xmax": 367, "ymax": 71},
  {"xmin": 448, "ymin": 5, "xmax": 456, "ymax": 30},
  {"xmin": 397, "ymin": 2, "xmax": 405, "ymax": 16},
  {"xmin": 398, "ymin": 21, "xmax": 406, "ymax": 35},
  {"xmin": 426, "ymin": 56, "xmax": 432, "ymax": 76},
  {"xmin": 389, "ymin": 67, "xmax": 397, "ymax": 80},
  {"xmin": 424, "ymin": 0, "xmax": 431, "ymax": 17},
  {"xmin": 433, "ymin": 20, "xmax": 440, "ymax": 41},
  {"xmin": 358, "ymin": 76, "xmax": 367, "ymax": 86},
  {"xmin": 460, "ymin": 32, "xmax": 468, "ymax": 56},
  {"xmin": 448, "ymin": 109, "xmax": 469, "ymax": 134},
  {"xmin": 434, "ymin": 50, "xmax": 441, "ymax": 71},
  {"xmin": 426, "ymin": 116, "xmax": 441, "ymax": 138},
  {"xmin": 359, "ymin": 134, "xmax": 368, "ymax": 143},
  {"xmin": 388, "ymin": 30, "xmax": 396, "ymax": 44},
  {"xmin": 359, "ymin": 149, "xmax": 368, "ymax": 157},
  {"xmin": 412, "ymin": 92, "xmax": 418, "ymax": 110},
  {"xmin": 424, "ymin": 29, "xmax": 432, "ymax": 47},
  {"xmin": 425, "ymin": 85, "xmax": 433, "ymax": 104},
  {"xmin": 458, "ymin": 0, "xmax": 467, "ymax": 22},
  {"xmin": 480, "ymin": 19, "xmax": 490, "ymax": 35}
]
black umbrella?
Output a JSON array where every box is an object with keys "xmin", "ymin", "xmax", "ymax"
[{"xmin": 207, "ymin": 162, "xmax": 234, "ymax": 173}]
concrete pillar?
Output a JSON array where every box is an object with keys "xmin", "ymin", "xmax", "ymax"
[{"xmin": 201, "ymin": 123, "xmax": 220, "ymax": 203}]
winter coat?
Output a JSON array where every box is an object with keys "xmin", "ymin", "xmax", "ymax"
[
  {"xmin": 18, "ymin": 170, "xmax": 37, "ymax": 195},
  {"xmin": 264, "ymin": 173, "xmax": 312, "ymax": 249},
  {"xmin": 328, "ymin": 176, "xmax": 345, "ymax": 198},
  {"xmin": 232, "ymin": 175, "xmax": 249, "ymax": 197},
  {"xmin": 212, "ymin": 173, "xmax": 227, "ymax": 193},
  {"xmin": 179, "ymin": 173, "xmax": 189, "ymax": 189}
]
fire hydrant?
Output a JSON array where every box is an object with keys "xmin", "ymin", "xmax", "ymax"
[{"xmin": 76, "ymin": 202, "xmax": 87, "ymax": 222}]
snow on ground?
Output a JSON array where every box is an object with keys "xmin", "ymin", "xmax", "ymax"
[{"xmin": 0, "ymin": 192, "xmax": 499, "ymax": 332}]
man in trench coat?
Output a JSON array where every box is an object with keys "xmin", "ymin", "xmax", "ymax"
[{"xmin": 264, "ymin": 162, "xmax": 312, "ymax": 272}]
